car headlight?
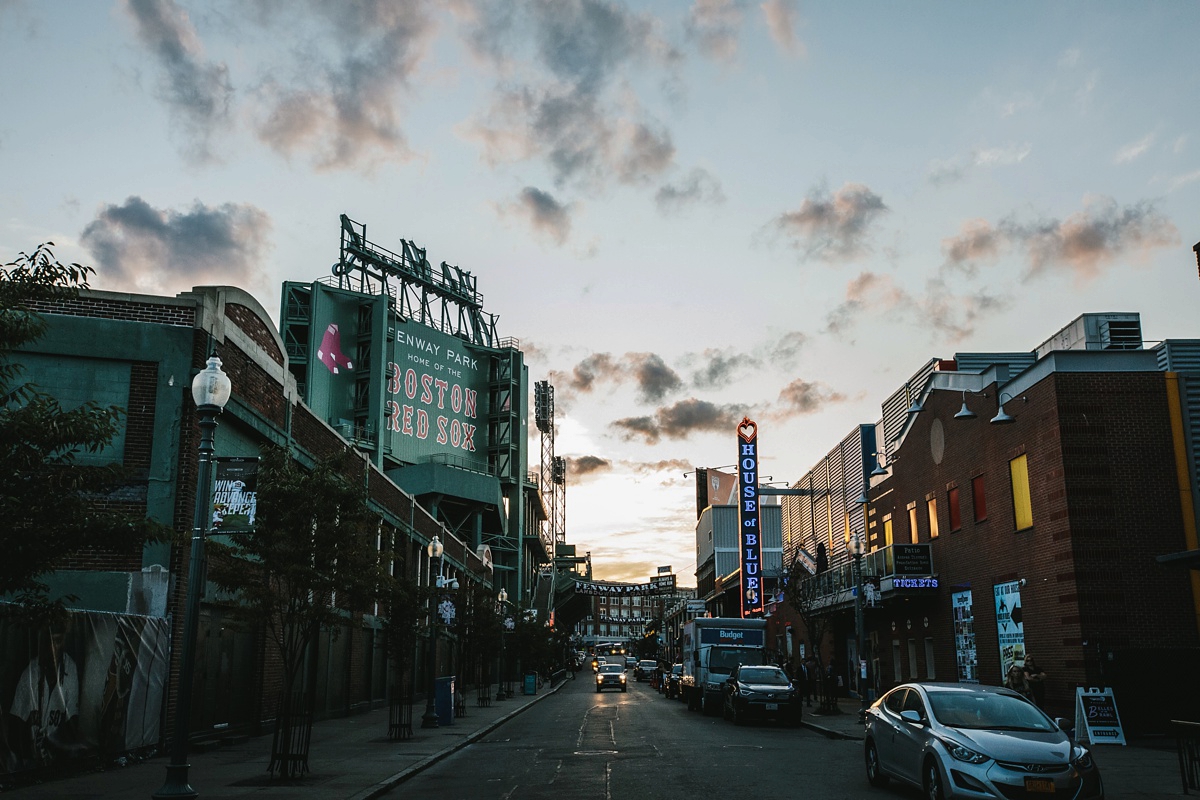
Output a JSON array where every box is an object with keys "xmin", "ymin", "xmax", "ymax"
[
  {"xmin": 1071, "ymin": 745, "xmax": 1093, "ymax": 769},
  {"xmin": 938, "ymin": 737, "xmax": 989, "ymax": 764},
  {"xmin": 620, "ymin": 675, "xmax": 626, "ymax": 682}
]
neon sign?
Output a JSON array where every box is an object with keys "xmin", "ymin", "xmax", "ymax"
[{"xmin": 737, "ymin": 417, "xmax": 763, "ymax": 618}]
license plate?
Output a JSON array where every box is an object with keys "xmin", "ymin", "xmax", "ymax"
[
  {"xmin": 765, "ymin": 703, "xmax": 779, "ymax": 711},
  {"xmin": 1024, "ymin": 777, "xmax": 1055, "ymax": 793}
]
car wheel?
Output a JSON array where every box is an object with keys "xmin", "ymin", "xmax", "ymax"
[
  {"xmin": 924, "ymin": 759, "xmax": 944, "ymax": 800},
  {"xmin": 596, "ymin": 687, "xmax": 601, "ymax": 693},
  {"xmin": 622, "ymin": 686, "xmax": 627, "ymax": 693},
  {"xmin": 865, "ymin": 740, "xmax": 889, "ymax": 788}
]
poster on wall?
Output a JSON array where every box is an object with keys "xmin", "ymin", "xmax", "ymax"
[
  {"xmin": 951, "ymin": 590, "xmax": 978, "ymax": 683},
  {"xmin": 0, "ymin": 611, "xmax": 171, "ymax": 775},
  {"xmin": 993, "ymin": 580, "xmax": 1026, "ymax": 677}
]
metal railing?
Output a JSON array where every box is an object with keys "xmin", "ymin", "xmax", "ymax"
[
  {"xmin": 1176, "ymin": 719, "xmax": 1200, "ymax": 794},
  {"xmin": 795, "ymin": 543, "xmax": 933, "ymax": 608}
]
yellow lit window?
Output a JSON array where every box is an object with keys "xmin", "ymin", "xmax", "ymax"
[
  {"xmin": 1010, "ymin": 454, "xmax": 1033, "ymax": 531},
  {"xmin": 927, "ymin": 497, "xmax": 939, "ymax": 539},
  {"xmin": 884, "ymin": 516, "xmax": 893, "ymax": 547},
  {"xmin": 907, "ymin": 506, "xmax": 918, "ymax": 544}
]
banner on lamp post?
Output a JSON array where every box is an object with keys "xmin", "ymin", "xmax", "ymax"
[{"xmin": 737, "ymin": 417, "xmax": 763, "ymax": 618}]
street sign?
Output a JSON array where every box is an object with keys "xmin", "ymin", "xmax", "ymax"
[{"xmin": 1074, "ymin": 687, "xmax": 1126, "ymax": 745}]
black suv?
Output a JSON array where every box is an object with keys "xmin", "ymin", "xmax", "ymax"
[{"xmin": 722, "ymin": 665, "xmax": 801, "ymax": 726}]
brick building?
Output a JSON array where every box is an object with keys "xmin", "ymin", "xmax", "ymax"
[
  {"xmin": 4, "ymin": 280, "xmax": 541, "ymax": 768},
  {"xmin": 781, "ymin": 312, "xmax": 1200, "ymax": 733}
]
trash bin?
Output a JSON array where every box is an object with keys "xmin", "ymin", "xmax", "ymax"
[
  {"xmin": 523, "ymin": 673, "xmax": 537, "ymax": 695},
  {"xmin": 435, "ymin": 676, "xmax": 456, "ymax": 726}
]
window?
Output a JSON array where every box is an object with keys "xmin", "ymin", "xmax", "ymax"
[
  {"xmin": 924, "ymin": 638, "xmax": 937, "ymax": 679},
  {"xmin": 948, "ymin": 487, "xmax": 961, "ymax": 531},
  {"xmin": 892, "ymin": 641, "xmax": 903, "ymax": 682},
  {"xmin": 633, "ymin": 596, "xmax": 642, "ymax": 607},
  {"xmin": 1010, "ymin": 454, "xmax": 1033, "ymax": 531},
  {"xmin": 883, "ymin": 515, "xmax": 894, "ymax": 547},
  {"xmin": 971, "ymin": 475, "xmax": 987, "ymax": 522},
  {"xmin": 908, "ymin": 639, "xmax": 919, "ymax": 679},
  {"xmin": 927, "ymin": 497, "xmax": 939, "ymax": 539},
  {"xmin": 907, "ymin": 504, "xmax": 919, "ymax": 544}
]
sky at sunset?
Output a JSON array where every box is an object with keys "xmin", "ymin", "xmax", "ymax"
[{"xmin": 3, "ymin": 1, "xmax": 1199, "ymax": 584}]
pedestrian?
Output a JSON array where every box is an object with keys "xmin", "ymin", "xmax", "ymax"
[
  {"xmin": 805, "ymin": 655, "xmax": 819, "ymax": 704},
  {"xmin": 1022, "ymin": 654, "xmax": 1048, "ymax": 709},
  {"xmin": 1003, "ymin": 662, "xmax": 1032, "ymax": 701}
]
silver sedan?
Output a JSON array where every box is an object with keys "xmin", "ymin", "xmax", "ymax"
[{"xmin": 863, "ymin": 682, "xmax": 1103, "ymax": 799}]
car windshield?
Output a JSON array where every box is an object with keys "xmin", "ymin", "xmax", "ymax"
[
  {"xmin": 671, "ymin": 665, "xmax": 683, "ymax": 675},
  {"xmin": 640, "ymin": 661, "xmax": 656, "ymax": 668},
  {"xmin": 737, "ymin": 667, "xmax": 789, "ymax": 685},
  {"xmin": 599, "ymin": 664, "xmax": 624, "ymax": 674},
  {"xmin": 927, "ymin": 690, "xmax": 1055, "ymax": 731}
]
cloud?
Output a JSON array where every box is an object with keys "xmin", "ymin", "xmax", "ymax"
[
  {"xmin": 769, "ymin": 182, "xmax": 888, "ymax": 262},
  {"xmin": 688, "ymin": 348, "xmax": 746, "ymax": 389},
  {"xmin": 567, "ymin": 454, "xmax": 612, "ymax": 477},
  {"xmin": 760, "ymin": 330, "xmax": 807, "ymax": 364},
  {"xmin": 685, "ymin": 0, "xmax": 745, "ymax": 63},
  {"xmin": 79, "ymin": 196, "xmax": 270, "ymax": 294},
  {"xmin": 461, "ymin": 0, "xmax": 678, "ymax": 189},
  {"xmin": 121, "ymin": 0, "xmax": 232, "ymax": 163},
  {"xmin": 655, "ymin": 167, "xmax": 726, "ymax": 215},
  {"xmin": 1114, "ymin": 133, "xmax": 1155, "ymax": 164},
  {"xmin": 928, "ymin": 142, "xmax": 1031, "ymax": 186},
  {"xmin": 251, "ymin": 1, "xmax": 435, "ymax": 171},
  {"xmin": 549, "ymin": 351, "xmax": 682, "ymax": 403},
  {"xmin": 760, "ymin": 0, "xmax": 802, "ymax": 56},
  {"xmin": 629, "ymin": 352, "xmax": 684, "ymax": 402},
  {"xmin": 775, "ymin": 379, "xmax": 847, "ymax": 416},
  {"xmin": 825, "ymin": 271, "xmax": 1008, "ymax": 343},
  {"xmin": 611, "ymin": 398, "xmax": 747, "ymax": 444},
  {"xmin": 1170, "ymin": 169, "xmax": 1200, "ymax": 192},
  {"xmin": 942, "ymin": 218, "xmax": 1005, "ymax": 269},
  {"xmin": 498, "ymin": 186, "xmax": 574, "ymax": 245},
  {"xmin": 1008, "ymin": 197, "xmax": 1178, "ymax": 283},
  {"xmin": 625, "ymin": 457, "xmax": 694, "ymax": 475}
]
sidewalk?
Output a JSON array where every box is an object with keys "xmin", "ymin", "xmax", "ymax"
[
  {"xmin": 802, "ymin": 696, "xmax": 1187, "ymax": 797},
  {"xmin": 5, "ymin": 680, "xmax": 564, "ymax": 799}
]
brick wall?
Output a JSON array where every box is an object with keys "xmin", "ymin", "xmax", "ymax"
[{"xmin": 30, "ymin": 295, "xmax": 194, "ymax": 327}]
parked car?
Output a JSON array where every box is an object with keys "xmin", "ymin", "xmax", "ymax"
[
  {"xmin": 664, "ymin": 663, "xmax": 684, "ymax": 699},
  {"xmin": 864, "ymin": 682, "xmax": 1103, "ymax": 799},
  {"xmin": 721, "ymin": 664, "xmax": 801, "ymax": 726},
  {"xmin": 595, "ymin": 663, "xmax": 627, "ymax": 693},
  {"xmin": 635, "ymin": 659, "xmax": 657, "ymax": 681}
]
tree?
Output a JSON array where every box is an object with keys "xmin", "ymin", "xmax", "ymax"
[
  {"xmin": 0, "ymin": 243, "xmax": 166, "ymax": 616},
  {"xmin": 207, "ymin": 444, "xmax": 385, "ymax": 777},
  {"xmin": 784, "ymin": 554, "xmax": 835, "ymax": 702}
]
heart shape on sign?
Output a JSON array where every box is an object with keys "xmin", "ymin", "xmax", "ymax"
[{"xmin": 737, "ymin": 417, "xmax": 757, "ymax": 442}]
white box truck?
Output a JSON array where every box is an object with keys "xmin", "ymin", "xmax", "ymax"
[{"xmin": 679, "ymin": 617, "xmax": 767, "ymax": 715}]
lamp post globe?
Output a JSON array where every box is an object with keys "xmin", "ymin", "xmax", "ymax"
[{"xmin": 153, "ymin": 353, "xmax": 230, "ymax": 799}]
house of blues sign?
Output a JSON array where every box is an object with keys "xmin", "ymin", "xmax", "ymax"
[{"xmin": 738, "ymin": 417, "xmax": 764, "ymax": 618}]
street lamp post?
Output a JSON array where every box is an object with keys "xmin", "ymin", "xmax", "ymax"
[
  {"xmin": 847, "ymin": 531, "xmax": 868, "ymax": 724},
  {"xmin": 154, "ymin": 354, "xmax": 231, "ymax": 799},
  {"xmin": 421, "ymin": 535, "xmax": 444, "ymax": 729},
  {"xmin": 495, "ymin": 588, "xmax": 508, "ymax": 701}
]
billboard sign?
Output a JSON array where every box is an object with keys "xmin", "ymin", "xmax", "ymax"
[
  {"xmin": 737, "ymin": 417, "xmax": 764, "ymax": 618},
  {"xmin": 384, "ymin": 321, "xmax": 489, "ymax": 463}
]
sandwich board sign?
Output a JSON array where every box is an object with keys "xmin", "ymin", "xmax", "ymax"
[{"xmin": 1073, "ymin": 686, "xmax": 1126, "ymax": 745}]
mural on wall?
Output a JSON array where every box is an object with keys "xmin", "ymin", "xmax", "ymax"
[{"xmin": 0, "ymin": 610, "xmax": 170, "ymax": 775}]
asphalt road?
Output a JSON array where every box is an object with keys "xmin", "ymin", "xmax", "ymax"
[{"xmin": 382, "ymin": 673, "xmax": 891, "ymax": 800}]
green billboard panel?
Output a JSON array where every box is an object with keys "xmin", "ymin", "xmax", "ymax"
[
  {"xmin": 308, "ymin": 284, "xmax": 362, "ymax": 430},
  {"xmin": 384, "ymin": 320, "xmax": 490, "ymax": 464}
]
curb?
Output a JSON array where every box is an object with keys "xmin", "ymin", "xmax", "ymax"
[
  {"xmin": 350, "ymin": 679, "xmax": 567, "ymax": 800},
  {"xmin": 801, "ymin": 717, "xmax": 864, "ymax": 741}
]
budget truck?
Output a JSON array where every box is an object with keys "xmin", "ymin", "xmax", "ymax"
[{"xmin": 679, "ymin": 617, "xmax": 767, "ymax": 715}]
